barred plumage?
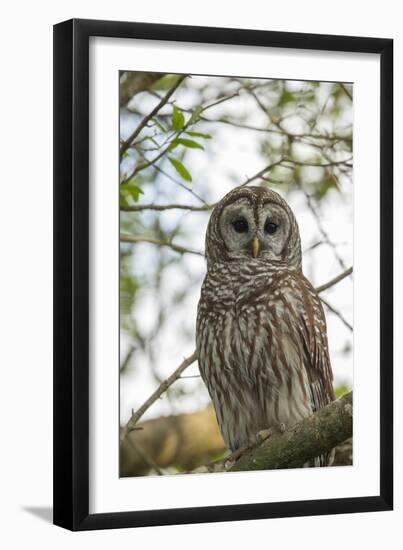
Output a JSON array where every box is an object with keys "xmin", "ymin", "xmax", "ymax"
[{"xmin": 196, "ymin": 186, "xmax": 335, "ymax": 466}]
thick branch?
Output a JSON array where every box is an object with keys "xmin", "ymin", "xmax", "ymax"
[{"xmin": 230, "ymin": 392, "xmax": 352, "ymax": 471}]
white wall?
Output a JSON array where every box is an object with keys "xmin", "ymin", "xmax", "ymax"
[{"xmin": 0, "ymin": 1, "xmax": 400, "ymax": 547}]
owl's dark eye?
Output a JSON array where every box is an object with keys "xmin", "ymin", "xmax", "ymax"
[
  {"xmin": 232, "ymin": 217, "xmax": 249, "ymax": 233},
  {"xmin": 264, "ymin": 220, "xmax": 278, "ymax": 234}
]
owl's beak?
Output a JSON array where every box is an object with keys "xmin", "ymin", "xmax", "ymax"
[{"xmin": 252, "ymin": 237, "xmax": 261, "ymax": 258}]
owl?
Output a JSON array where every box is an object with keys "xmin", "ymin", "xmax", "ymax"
[{"xmin": 196, "ymin": 185, "xmax": 335, "ymax": 467}]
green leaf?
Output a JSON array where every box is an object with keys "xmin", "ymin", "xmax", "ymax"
[
  {"xmin": 119, "ymin": 192, "xmax": 130, "ymax": 208},
  {"xmin": 152, "ymin": 74, "xmax": 181, "ymax": 91},
  {"xmin": 185, "ymin": 131, "xmax": 212, "ymax": 140},
  {"xmin": 168, "ymin": 157, "xmax": 192, "ymax": 182},
  {"xmin": 172, "ymin": 138, "xmax": 204, "ymax": 150},
  {"xmin": 167, "ymin": 141, "xmax": 179, "ymax": 152},
  {"xmin": 172, "ymin": 105, "xmax": 185, "ymax": 131},
  {"xmin": 120, "ymin": 180, "xmax": 144, "ymax": 203}
]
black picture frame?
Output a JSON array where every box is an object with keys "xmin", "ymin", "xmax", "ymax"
[{"xmin": 53, "ymin": 18, "xmax": 393, "ymax": 531}]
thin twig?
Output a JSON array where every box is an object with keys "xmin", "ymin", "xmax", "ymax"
[
  {"xmin": 129, "ymin": 440, "xmax": 164, "ymax": 475},
  {"xmin": 239, "ymin": 158, "xmax": 284, "ymax": 188},
  {"xmin": 340, "ymin": 83, "xmax": 353, "ymax": 101},
  {"xmin": 316, "ymin": 266, "xmax": 353, "ymax": 293},
  {"xmin": 120, "ymin": 75, "xmax": 187, "ymax": 158},
  {"xmin": 120, "ymin": 345, "xmax": 135, "ymax": 373},
  {"xmin": 120, "ymin": 351, "xmax": 198, "ymax": 441},
  {"xmin": 281, "ymin": 157, "xmax": 353, "ymax": 169},
  {"xmin": 133, "ymin": 149, "xmax": 209, "ymax": 206},
  {"xmin": 198, "ymin": 115, "xmax": 352, "ymax": 144},
  {"xmin": 121, "ymin": 203, "xmax": 211, "ymax": 212},
  {"xmin": 120, "ymin": 234, "xmax": 204, "ymax": 257},
  {"xmin": 302, "ymin": 189, "xmax": 347, "ymax": 271},
  {"xmin": 321, "ymin": 297, "xmax": 353, "ymax": 332}
]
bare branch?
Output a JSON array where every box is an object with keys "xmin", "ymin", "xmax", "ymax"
[
  {"xmin": 120, "ymin": 351, "xmax": 198, "ymax": 442},
  {"xmin": 239, "ymin": 158, "xmax": 284, "ymax": 188},
  {"xmin": 128, "ymin": 440, "xmax": 164, "ymax": 475},
  {"xmin": 302, "ymin": 188, "xmax": 347, "ymax": 271},
  {"xmin": 340, "ymin": 83, "xmax": 353, "ymax": 101},
  {"xmin": 198, "ymin": 115, "xmax": 352, "ymax": 144},
  {"xmin": 321, "ymin": 297, "xmax": 353, "ymax": 332},
  {"xmin": 120, "ymin": 234, "xmax": 204, "ymax": 257},
  {"xmin": 281, "ymin": 157, "xmax": 353, "ymax": 169},
  {"xmin": 121, "ymin": 203, "xmax": 211, "ymax": 213},
  {"xmin": 316, "ymin": 266, "xmax": 353, "ymax": 293}
]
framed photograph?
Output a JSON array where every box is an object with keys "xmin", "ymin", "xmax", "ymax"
[{"xmin": 53, "ymin": 19, "xmax": 393, "ymax": 531}]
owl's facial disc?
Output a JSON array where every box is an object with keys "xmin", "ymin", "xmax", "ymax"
[
  {"xmin": 256, "ymin": 202, "xmax": 291, "ymax": 261},
  {"xmin": 218, "ymin": 199, "xmax": 256, "ymax": 257},
  {"xmin": 218, "ymin": 198, "xmax": 290, "ymax": 261}
]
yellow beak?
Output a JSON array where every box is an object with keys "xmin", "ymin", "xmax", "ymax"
[{"xmin": 252, "ymin": 237, "xmax": 261, "ymax": 258}]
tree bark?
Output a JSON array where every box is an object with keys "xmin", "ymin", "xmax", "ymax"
[{"xmin": 230, "ymin": 392, "xmax": 352, "ymax": 472}]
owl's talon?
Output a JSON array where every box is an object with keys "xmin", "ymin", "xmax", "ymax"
[{"xmin": 224, "ymin": 446, "xmax": 248, "ymax": 468}]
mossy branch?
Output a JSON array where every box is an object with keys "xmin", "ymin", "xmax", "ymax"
[{"xmin": 230, "ymin": 392, "xmax": 352, "ymax": 472}]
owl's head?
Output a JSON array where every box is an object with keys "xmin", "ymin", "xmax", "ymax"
[{"xmin": 205, "ymin": 185, "xmax": 302, "ymax": 270}]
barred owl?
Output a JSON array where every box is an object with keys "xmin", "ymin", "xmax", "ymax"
[{"xmin": 196, "ymin": 185, "xmax": 335, "ymax": 466}]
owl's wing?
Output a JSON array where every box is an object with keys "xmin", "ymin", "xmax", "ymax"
[{"xmin": 288, "ymin": 272, "xmax": 335, "ymax": 413}]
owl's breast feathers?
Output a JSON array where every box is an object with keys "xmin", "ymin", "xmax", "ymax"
[{"xmin": 196, "ymin": 260, "xmax": 335, "ymax": 452}]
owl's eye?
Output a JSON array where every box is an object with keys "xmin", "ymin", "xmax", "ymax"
[
  {"xmin": 264, "ymin": 220, "xmax": 278, "ymax": 234},
  {"xmin": 232, "ymin": 218, "xmax": 249, "ymax": 233}
]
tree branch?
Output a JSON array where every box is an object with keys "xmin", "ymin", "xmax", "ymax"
[
  {"xmin": 321, "ymin": 297, "xmax": 353, "ymax": 332},
  {"xmin": 316, "ymin": 266, "xmax": 353, "ymax": 293},
  {"xmin": 121, "ymin": 203, "xmax": 211, "ymax": 213},
  {"xmin": 120, "ymin": 234, "xmax": 204, "ymax": 257},
  {"xmin": 239, "ymin": 158, "xmax": 284, "ymax": 188},
  {"xmin": 229, "ymin": 392, "xmax": 352, "ymax": 471},
  {"xmin": 120, "ymin": 351, "xmax": 198, "ymax": 442}
]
